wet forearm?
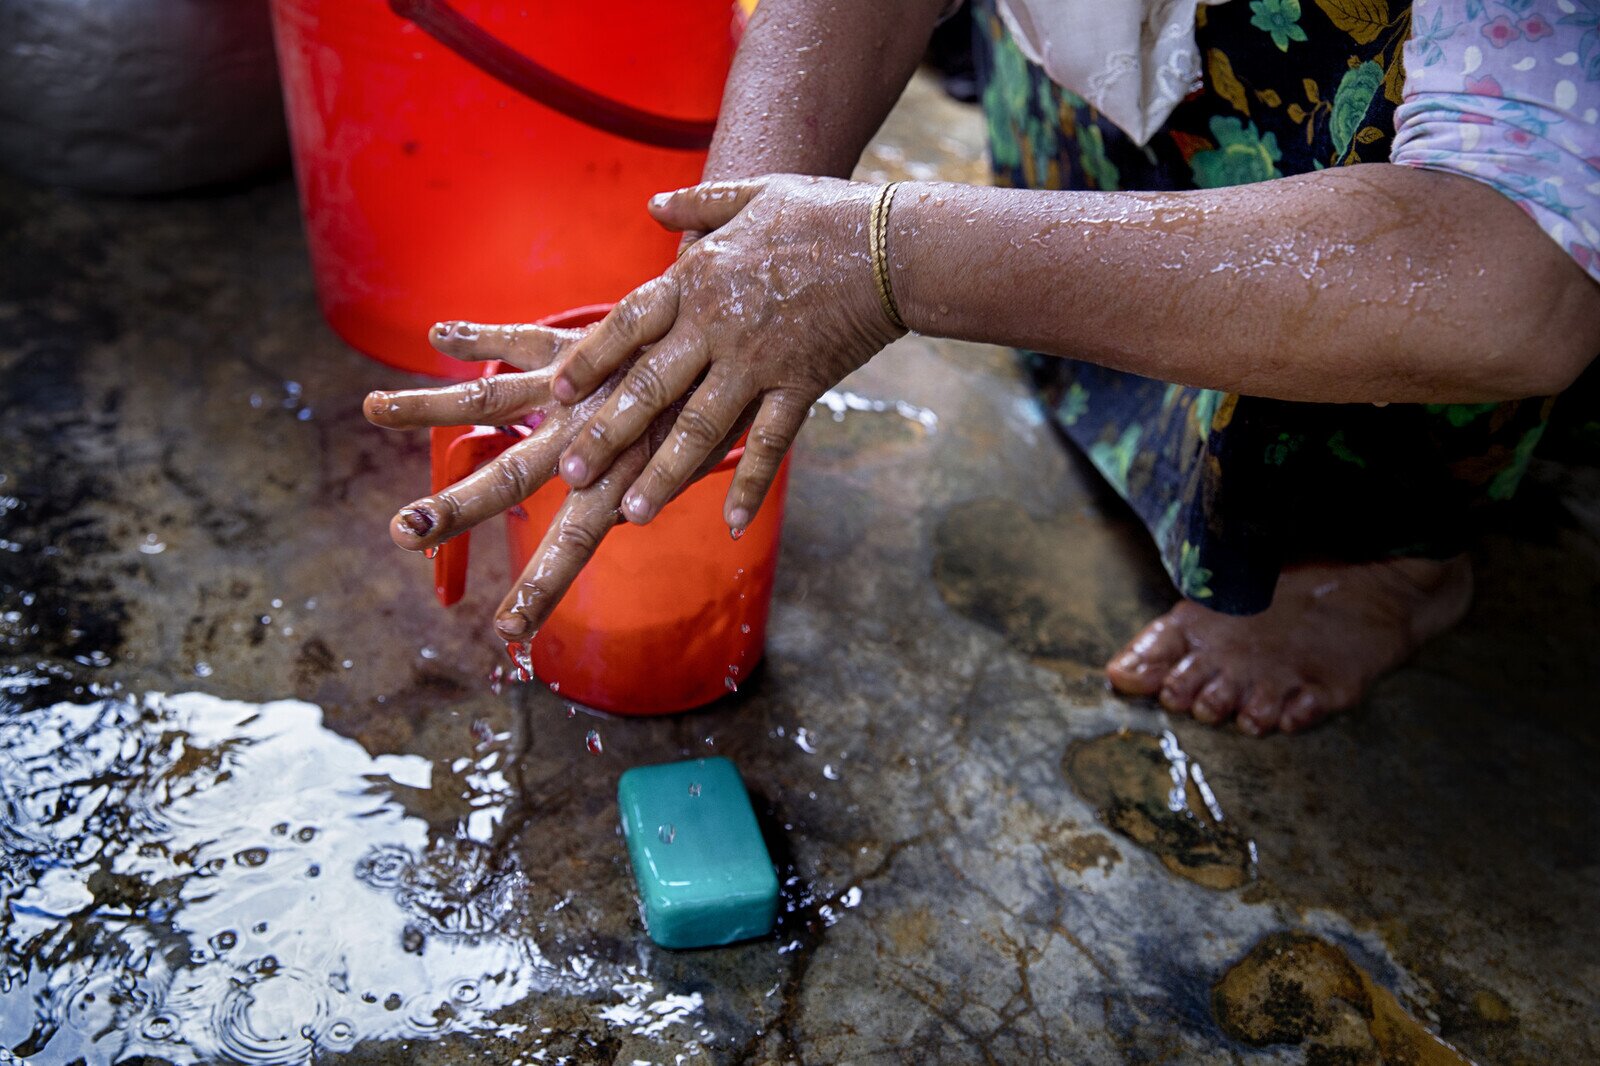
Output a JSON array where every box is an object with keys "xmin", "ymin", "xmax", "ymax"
[
  {"xmin": 891, "ymin": 164, "xmax": 1600, "ymax": 403},
  {"xmin": 705, "ymin": 0, "xmax": 947, "ymax": 181}
]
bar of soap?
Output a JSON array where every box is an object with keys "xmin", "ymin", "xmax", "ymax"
[{"xmin": 618, "ymin": 756, "xmax": 779, "ymax": 949}]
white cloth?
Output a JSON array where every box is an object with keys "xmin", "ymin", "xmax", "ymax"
[{"xmin": 994, "ymin": 0, "xmax": 1233, "ymax": 146}]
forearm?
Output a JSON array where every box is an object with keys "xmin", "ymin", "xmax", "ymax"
[
  {"xmin": 892, "ymin": 164, "xmax": 1600, "ymax": 403},
  {"xmin": 705, "ymin": 0, "xmax": 948, "ymax": 181}
]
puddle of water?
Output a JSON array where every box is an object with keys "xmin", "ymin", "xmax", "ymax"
[
  {"xmin": 1062, "ymin": 729, "xmax": 1256, "ymax": 890},
  {"xmin": 0, "ymin": 689, "xmax": 710, "ymax": 1064},
  {"xmin": 1213, "ymin": 932, "xmax": 1475, "ymax": 1065}
]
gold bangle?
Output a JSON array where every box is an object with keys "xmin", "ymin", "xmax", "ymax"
[{"xmin": 869, "ymin": 181, "xmax": 908, "ymax": 333}]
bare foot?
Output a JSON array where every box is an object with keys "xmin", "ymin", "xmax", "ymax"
[{"xmin": 1105, "ymin": 556, "xmax": 1473, "ymax": 736}]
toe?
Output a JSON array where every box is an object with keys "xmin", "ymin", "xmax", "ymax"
[
  {"xmin": 1237, "ymin": 680, "xmax": 1292, "ymax": 737},
  {"xmin": 1107, "ymin": 616, "xmax": 1189, "ymax": 697},
  {"xmin": 1191, "ymin": 674, "xmax": 1242, "ymax": 725},
  {"xmin": 1159, "ymin": 653, "xmax": 1218, "ymax": 714},
  {"xmin": 1280, "ymin": 687, "xmax": 1337, "ymax": 734}
]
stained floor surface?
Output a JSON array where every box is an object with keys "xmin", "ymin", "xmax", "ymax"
[{"xmin": 2, "ymin": 73, "xmax": 1598, "ymax": 1065}]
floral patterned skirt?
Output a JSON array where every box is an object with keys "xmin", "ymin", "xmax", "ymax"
[{"xmin": 971, "ymin": 0, "xmax": 1556, "ymax": 613}]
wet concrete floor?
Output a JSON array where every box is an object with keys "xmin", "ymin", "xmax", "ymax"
[{"xmin": 2, "ymin": 71, "xmax": 1598, "ymax": 1065}]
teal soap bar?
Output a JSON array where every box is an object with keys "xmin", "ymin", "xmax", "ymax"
[{"xmin": 618, "ymin": 756, "xmax": 779, "ymax": 949}]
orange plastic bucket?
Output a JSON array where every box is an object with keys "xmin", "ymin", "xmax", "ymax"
[
  {"xmin": 268, "ymin": 0, "xmax": 738, "ymax": 378},
  {"xmin": 429, "ymin": 306, "xmax": 789, "ymax": 715}
]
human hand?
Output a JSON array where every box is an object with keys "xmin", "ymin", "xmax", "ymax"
[
  {"xmin": 363, "ymin": 323, "xmax": 742, "ymax": 642},
  {"xmin": 548, "ymin": 174, "xmax": 906, "ymax": 534}
]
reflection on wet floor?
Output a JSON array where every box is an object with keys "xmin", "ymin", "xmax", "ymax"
[
  {"xmin": 1213, "ymin": 932, "xmax": 1474, "ymax": 1065},
  {"xmin": 1063, "ymin": 729, "xmax": 1256, "ymax": 890},
  {"xmin": 0, "ymin": 689, "xmax": 711, "ymax": 1064}
]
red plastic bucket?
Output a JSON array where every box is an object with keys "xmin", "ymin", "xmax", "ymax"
[
  {"xmin": 268, "ymin": 0, "xmax": 737, "ymax": 378},
  {"xmin": 429, "ymin": 306, "xmax": 789, "ymax": 715}
]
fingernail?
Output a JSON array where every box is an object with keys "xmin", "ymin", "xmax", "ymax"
[
  {"xmin": 399, "ymin": 506, "xmax": 435, "ymax": 536},
  {"xmin": 451, "ymin": 323, "xmax": 477, "ymax": 341},
  {"xmin": 496, "ymin": 613, "xmax": 529, "ymax": 638},
  {"xmin": 552, "ymin": 376, "xmax": 577, "ymax": 404},
  {"xmin": 1238, "ymin": 716, "xmax": 1265, "ymax": 737},
  {"xmin": 649, "ymin": 192, "xmax": 670, "ymax": 209},
  {"xmin": 1111, "ymin": 652, "xmax": 1140, "ymax": 671},
  {"xmin": 728, "ymin": 507, "xmax": 750, "ymax": 530},
  {"xmin": 561, "ymin": 455, "xmax": 587, "ymax": 483},
  {"xmin": 623, "ymin": 491, "xmax": 652, "ymax": 522}
]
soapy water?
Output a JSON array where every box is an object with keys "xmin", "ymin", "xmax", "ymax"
[
  {"xmin": 813, "ymin": 389, "xmax": 938, "ymax": 431},
  {"xmin": 0, "ymin": 689, "xmax": 710, "ymax": 1064}
]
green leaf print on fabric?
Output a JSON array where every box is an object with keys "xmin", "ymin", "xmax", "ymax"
[
  {"xmin": 1329, "ymin": 60, "xmax": 1383, "ymax": 157},
  {"xmin": 1080, "ymin": 125, "xmax": 1120, "ymax": 191},
  {"xmin": 1249, "ymin": 0, "xmax": 1310, "ymax": 50},
  {"xmin": 1264, "ymin": 431, "xmax": 1304, "ymax": 465},
  {"xmin": 1425, "ymin": 402, "xmax": 1500, "ymax": 428},
  {"xmin": 1154, "ymin": 499, "xmax": 1182, "ymax": 548},
  {"xmin": 1327, "ymin": 428, "xmax": 1367, "ymax": 468},
  {"xmin": 1488, "ymin": 424, "xmax": 1547, "ymax": 501},
  {"xmin": 1057, "ymin": 383, "xmax": 1090, "ymax": 426},
  {"xmin": 1178, "ymin": 541, "xmax": 1215, "ymax": 600},
  {"xmin": 1189, "ymin": 116, "xmax": 1284, "ymax": 188},
  {"xmin": 1191, "ymin": 389, "xmax": 1225, "ymax": 441},
  {"xmin": 982, "ymin": 25, "xmax": 1033, "ymax": 174},
  {"xmin": 1089, "ymin": 424, "xmax": 1143, "ymax": 495}
]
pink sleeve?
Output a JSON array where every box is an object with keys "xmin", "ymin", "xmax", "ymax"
[{"xmin": 1391, "ymin": 0, "xmax": 1600, "ymax": 282}]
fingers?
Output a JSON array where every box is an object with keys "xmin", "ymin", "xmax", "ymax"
[
  {"xmin": 646, "ymin": 180, "xmax": 765, "ymax": 233},
  {"xmin": 429, "ymin": 321, "xmax": 586, "ymax": 372},
  {"xmin": 365, "ymin": 369, "xmax": 551, "ymax": 429},
  {"xmin": 388, "ymin": 421, "xmax": 567, "ymax": 551},
  {"xmin": 724, "ymin": 388, "xmax": 811, "ymax": 533},
  {"xmin": 617, "ymin": 366, "xmax": 755, "ymax": 525},
  {"xmin": 551, "ymin": 276, "xmax": 679, "ymax": 404},
  {"xmin": 557, "ymin": 327, "xmax": 708, "ymax": 490},
  {"xmin": 493, "ymin": 443, "xmax": 650, "ymax": 641}
]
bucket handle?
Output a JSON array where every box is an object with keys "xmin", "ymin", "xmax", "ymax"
[{"xmin": 388, "ymin": 0, "xmax": 720, "ymax": 151}]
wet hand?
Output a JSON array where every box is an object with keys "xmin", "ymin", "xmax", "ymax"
[
  {"xmin": 549, "ymin": 175, "xmax": 905, "ymax": 533},
  {"xmin": 363, "ymin": 324, "xmax": 737, "ymax": 641}
]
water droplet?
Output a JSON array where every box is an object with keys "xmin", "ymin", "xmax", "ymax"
[
  {"xmin": 234, "ymin": 847, "xmax": 269, "ymax": 867},
  {"xmin": 548, "ymin": 680, "xmax": 560, "ymax": 693},
  {"xmin": 449, "ymin": 979, "xmax": 481, "ymax": 1004},
  {"xmin": 194, "ymin": 661, "xmax": 214, "ymax": 678},
  {"xmin": 383, "ymin": 993, "xmax": 403, "ymax": 1011},
  {"xmin": 140, "ymin": 1011, "xmax": 178, "ymax": 1041},
  {"xmin": 295, "ymin": 826, "xmax": 317, "ymax": 843},
  {"xmin": 740, "ymin": 623, "xmax": 751, "ymax": 634},
  {"xmin": 487, "ymin": 665, "xmax": 505, "ymax": 695},
  {"xmin": 688, "ymin": 782, "xmax": 702, "ymax": 797},
  {"xmin": 730, "ymin": 526, "xmax": 745, "ymax": 541},
  {"xmin": 419, "ymin": 646, "xmax": 437, "ymax": 660},
  {"xmin": 271, "ymin": 598, "xmax": 284, "ymax": 609},
  {"xmin": 210, "ymin": 930, "xmax": 238, "ymax": 953},
  {"xmin": 585, "ymin": 729, "xmax": 603, "ymax": 755},
  {"xmin": 724, "ymin": 676, "xmax": 739, "ymax": 693},
  {"xmin": 423, "ymin": 546, "xmax": 439, "ymax": 559},
  {"xmin": 341, "ymin": 659, "xmax": 354, "ymax": 670},
  {"xmin": 566, "ymin": 705, "xmax": 577, "ymax": 719},
  {"xmin": 657, "ymin": 823, "xmax": 676, "ymax": 845},
  {"xmin": 823, "ymin": 764, "xmax": 840, "ymax": 780}
]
